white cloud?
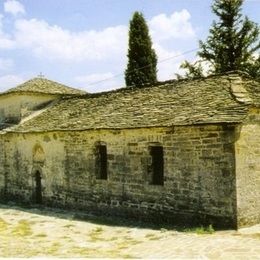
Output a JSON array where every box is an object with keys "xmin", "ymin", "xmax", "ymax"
[
  {"xmin": 14, "ymin": 19, "xmax": 128, "ymax": 62},
  {"xmin": 149, "ymin": 9, "xmax": 195, "ymax": 41},
  {"xmin": 154, "ymin": 43, "xmax": 185, "ymax": 80},
  {"xmin": 0, "ymin": 8, "xmax": 197, "ymax": 90},
  {"xmin": 11, "ymin": 9, "xmax": 195, "ymax": 63},
  {"xmin": 0, "ymin": 74, "xmax": 24, "ymax": 92},
  {"xmin": 75, "ymin": 72, "xmax": 123, "ymax": 93},
  {"xmin": 0, "ymin": 58, "xmax": 14, "ymax": 71},
  {"xmin": 0, "ymin": 14, "xmax": 15, "ymax": 49},
  {"xmin": 4, "ymin": 0, "xmax": 25, "ymax": 16}
]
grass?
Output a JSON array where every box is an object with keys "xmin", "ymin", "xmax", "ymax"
[
  {"xmin": 108, "ymin": 236, "xmax": 118, "ymax": 241},
  {"xmin": 46, "ymin": 242, "xmax": 61, "ymax": 255},
  {"xmin": 12, "ymin": 219, "xmax": 33, "ymax": 236},
  {"xmin": 0, "ymin": 217, "xmax": 8, "ymax": 232},
  {"xmin": 251, "ymin": 233, "xmax": 260, "ymax": 239},
  {"xmin": 184, "ymin": 224, "xmax": 215, "ymax": 235},
  {"xmin": 93, "ymin": 226, "xmax": 104, "ymax": 233},
  {"xmin": 34, "ymin": 232, "xmax": 47, "ymax": 238},
  {"xmin": 88, "ymin": 226, "xmax": 105, "ymax": 242},
  {"xmin": 63, "ymin": 223, "xmax": 75, "ymax": 228},
  {"xmin": 145, "ymin": 233, "xmax": 162, "ymax": 240}
]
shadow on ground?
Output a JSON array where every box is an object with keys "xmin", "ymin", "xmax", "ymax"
[{"xmin": 0, "ymin": 201, "xmax": 217, "ymax": 232}]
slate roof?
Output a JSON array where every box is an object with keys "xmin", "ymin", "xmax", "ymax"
[
  {"xmin": 1, "ymin": 77, "xmax": 86, "ymax": 96},
  {"xmin": 244, "ymin": 80, "xmax": 260, "ymax": 107},
  {"xmin": 5, "ymin": 72, "xmax": 259, "ymax": 133}
]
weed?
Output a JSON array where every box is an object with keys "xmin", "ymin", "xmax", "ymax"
[
  {"xmin": 145, "ymin": 233, "xmax": 162, "ymax": 240},
  {"xmin": 70, "ymin": 247, "xmax": 96, "ymax": 256},
  {"xmin": 94, "ymin": 226, "xmax": 103, "ymax": 233},
  {"xmin": 34, "ymin": 232, "xmax": 47, "ymax": 238},
  {"xmin": 88, "ymin": 226, "xmax": 105, "ymax": 242},
  {"xmin": 160, "ymin": 228, "xmax": 168, "ymax": 233},
  {"xmin": 122, "ymin": 254, "xmax": 135, "ymax": 258},
  {"xmin": 46, "ymin": 242, "xmax": 61, "ymax": 255},
  {"xmin": 184, "ymin": 224, "xmax": 215, "ymax": 235},
  {"xmin": 117, "ymin": 242, "xmax": 129, "ymax": 250},
  {"xmin": 63, "ymin": 223, "xmax": 75, "ymax": 228},
  {"xmin": 12, "ymin": 219, "xmax": 33, "ymax": 236},
  {"xmin": 0, "ymin": 217, "xmax": 8, "ymax": 232},
  {"xmin": 109, "ymin": 236, "xmax": 118, "ymax": 241}
]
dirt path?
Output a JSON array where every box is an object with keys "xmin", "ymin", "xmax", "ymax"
[{"xmin": 0, "ymin": 204, "xmax": 259, "ymax": 258}]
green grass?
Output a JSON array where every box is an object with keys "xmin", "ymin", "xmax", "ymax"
[
  {"xmin": 94, "ymin": 226, "xmax": 104, "ymax": 233},
  {"xmin": 0, "ymin": 217, "xmax": 8, "ymax": 232},
  {"xmin": 63, "ymin": 223, "xmax": 75, "ymax": 228},
  {"xmin": 88, "ymin": 226, "xmax": 105, "ymax": 242},
  {"xmin": 46, "ymin": 242, "xmax": 61, "ymax": 255},
  {"xmin": 12, "ymin": 219, "xmax": 33, "ymax": 236},
  {"xmin": 145, "ymin": 233, "xmax": 162, "ymax": 240},
  {"xmin": 34, "ymin": 232, "xmax": 47, "ymax": 238},
  {"xmin": 184, "ymin": 224, "xmax": 215, "ymax": 235}
]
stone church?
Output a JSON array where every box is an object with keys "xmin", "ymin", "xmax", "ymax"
[{"xmin": 0, "ymin": 72, "xmax": 259, "ymax": 229}]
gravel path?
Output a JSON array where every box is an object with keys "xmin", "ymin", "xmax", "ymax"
[{"xmin": 0, "ymin": 204, "xmax": 259, "ymax": 259}]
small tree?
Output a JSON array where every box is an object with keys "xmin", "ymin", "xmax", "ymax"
[
  {"xmin": 179, "ymin": 0, "xmax": 260, "ymax": 78},
  {"xmin": 125, "ymin": 12, "xmax": 157, "ymax": 87}
]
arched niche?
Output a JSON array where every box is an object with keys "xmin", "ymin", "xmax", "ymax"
[{"xmin": 32, "ymin": 144, "xmax": 45, "ymax": 164}]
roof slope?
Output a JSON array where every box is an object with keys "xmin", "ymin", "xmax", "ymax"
[
  {"xmin": 2, "ymin": 77, "xmax": 86, "ymax": 96},
  {"xmin": 6, "ymin": 73, "xmax": 256, "ymax": 133},
  {"xmin": 244, "ymin": 79, "xmax": 260, "ymax": 108}
]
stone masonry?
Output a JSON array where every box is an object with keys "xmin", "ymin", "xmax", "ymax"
[
  {"xmin": 0, "ymin": 72, "xmax": 259, "ymax": 229},
  {"xmin": 2, "ymin": 125, "xmax": 237, "ymax": 228}
]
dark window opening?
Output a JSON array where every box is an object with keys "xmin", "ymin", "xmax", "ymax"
[
  {"xmin": 150, "ymin": 146, "xmax": 164, "ymax": 185},
  {"xmin": 96, "ymin": 145, "xmax": 108, "ymax": 180},
  {"xmin": 35, "ymin": 170, "xmax": 42, "ymax": 204}
]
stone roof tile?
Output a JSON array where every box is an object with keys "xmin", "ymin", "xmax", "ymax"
[
  {"xmin": 6, "ymin": 73, "xmax": 258, "ymax": 133},
  {"xmin": 1, "ymin": 77, "xmax": 86, "ymax": 96}
]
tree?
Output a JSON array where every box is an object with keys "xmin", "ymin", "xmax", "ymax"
[
  {"xmin": 179, "ymin": 0, "xmax": 260, "ymax": 78},
  {"xmin": 125, "ymin": 12, "xmax": 157, "ymax": 87}
]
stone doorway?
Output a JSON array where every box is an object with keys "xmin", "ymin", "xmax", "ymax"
[{"xmin": 34, "ymin": 170, "xmax": 42, "ymax": 204}]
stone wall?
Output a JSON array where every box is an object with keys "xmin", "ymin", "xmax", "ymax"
[
  {"xmin": 0, "ymin": 124, "xmax": 237, "ymax": 228},
  {"xmin": 0, "ymin": 137, "xmax": 5, "ymax": 195},
  {"xmin": 235, "ymin": 108, "xmax": 260, "ymax": 227}
]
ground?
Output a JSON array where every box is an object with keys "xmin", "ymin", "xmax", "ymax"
[{"xmin": 0, "ymin": 204, "xmax": 259, "ymax": 258}]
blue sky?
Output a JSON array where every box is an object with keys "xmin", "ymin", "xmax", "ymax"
[{"xmin": 0, "ymin": 0, "xmax": 259, "ymax": 92}]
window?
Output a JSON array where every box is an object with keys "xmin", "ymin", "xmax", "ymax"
[
  {"xmin": 150, "ymin": 146, "xmax": 164, "ymax": 185},
  {"xmin": 96, "ymin": 144, "xmax": 108, "ymax": 180}
]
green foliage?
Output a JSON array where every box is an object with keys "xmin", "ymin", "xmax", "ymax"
[
  {"xmin": 12, "ymin": 219, "xmax": 33, "ymax": 236},
  {"xmin": 184, "ymin": 224, "xmax": 215, "ymax": 235},
  {"xmin": 125, "ymin": 11, "xmax": 157, "ymax": 87},
  {"xmin": 177, "ymin": 60, "xmax": 205, "ymax": 79},
  {"xmin": 0, "ymin": 217, "xmax": 8, "ymax": 232},
  {"xmin": 180, "ymin": 0, "xmax": 260, "ymax": 79}
]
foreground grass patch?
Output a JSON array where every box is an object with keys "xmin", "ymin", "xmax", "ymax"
[
  {"xmin": 184, "ymin": 224, "xmax": 215, "ymax": 235},
  {"xmin": 88, "ymin": 226, "xmax": 105, "ymax": 242},
  {"xmin": 34, "ymin": 232, "xmax": 47, "ymax": 238},
  {"xmin": 12, "ymin": 219, "xmax": 33, "ymax": 236},
  {"xmin": 145, "ymin": 233, "xmax": 162, "ymax": 240},
  {"xmin": 0, "ymin": 217, "xmax": 8, "ymax": 232},
  {"xmin": 46, "ymin": 242, "xmax": 61, "ymax": 255}
]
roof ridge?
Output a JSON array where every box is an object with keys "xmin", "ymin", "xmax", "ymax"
[
  {"xmin": 70, "ymin": 71, "xmax": 246, "ymax": 98},
  {"xmin": 1, "ymin": 77, "xmax": 86, "ymax": 96},
  {"xmin": 228, "ymin": 75, "xmax": 253, "ymax": 105}
]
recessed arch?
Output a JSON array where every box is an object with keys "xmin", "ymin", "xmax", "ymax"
[{"xmin": 32, "ymin": 144, "xmax": 45, "ymax": 163}]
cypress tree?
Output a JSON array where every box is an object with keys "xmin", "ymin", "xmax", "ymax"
[
  {"xmin": 125, "ymin": 12, "xmax": 157, "ymax": 87},
  {"xmin": 179, "ymin": 0, "xmax": 260, "ymax": 78}
]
